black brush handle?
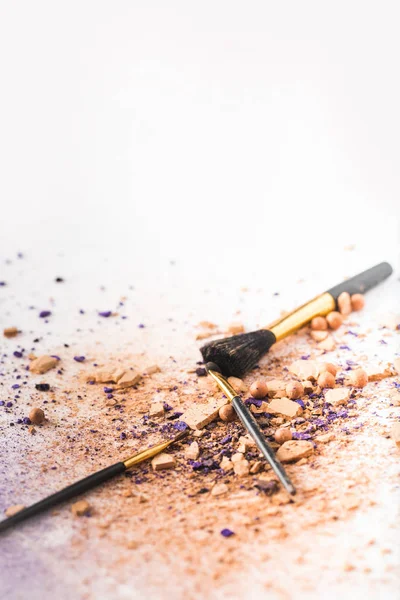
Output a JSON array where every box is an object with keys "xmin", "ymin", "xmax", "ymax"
[
  {"xmin": 327, "ymin": 262, "xmax": 393, "ymax": 302},
  {"xmin": 0, "ymin": 462, "xmax": 126, "ymax": 533},
  {"xmin": 231, "ymin": 396, "xmax": 296, "ymax": 495}
]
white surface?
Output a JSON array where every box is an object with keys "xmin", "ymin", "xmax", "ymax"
[{"xmin": 0, "ymin": 3, "xmax": 399, "ymax": 599}]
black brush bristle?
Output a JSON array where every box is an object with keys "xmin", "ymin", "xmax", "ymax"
[{"xmin": 200, "ymin": 330, "xmax": 276, "ymax": 377}]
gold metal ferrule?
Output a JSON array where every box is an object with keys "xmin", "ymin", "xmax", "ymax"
[
  {"xmin": 207, "ymin": 368, "xmax": 237, "ymax": 401},
  {"xmin": 268, "ymin": 292, "xmax": 335, "ymax": 341}
]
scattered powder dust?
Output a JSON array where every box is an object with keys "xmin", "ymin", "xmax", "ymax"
[{"xmin": 0, "ymin": 264, "xmax": 399, "ymax": 599}]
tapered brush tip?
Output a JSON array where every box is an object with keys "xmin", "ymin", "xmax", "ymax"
[{"xmin": 201, "ymin": 329, "xmax": 276, "ymax": 377}]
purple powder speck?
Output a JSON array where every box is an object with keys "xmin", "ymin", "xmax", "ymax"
[
  {"xmin": 11, "ymin": 384, "xmax": 20, "ymax": 389},
  {"xmin": 39, "ymin": 310, "xmax": 51, "ymax": 318},
  {"xmin": 163, "ymin": 402, "xmax": 173, "ymax": 412},
  {"xmin": 220, "ymin": 528, "xmax": 235, "ymax": 538},
  {"xmin": 6, "ymin": 401, "xmax": 13, "ymax": 407},
  {"xmin": 173, "ymin": 420, "xmax": 188, "ymax": 431},
  {"xmin": 74, "ymin": 356, "xmax": 85, "ymax": 362},
  {"xmin": 104, "ymin": 387, "xmax": 113, "ymax": 393},
  {"xmin": 13, "ymin": 351, "xmax": 23, "ymax": 358},
  {"xmin": 99, "ymin": 311, "xmax": 112, "ymax": 318},
  {"xmin": 195, "ymin": 367, "xmax": 207, "ymax": 377},
  {"xmin": 138, "ymin": 323, "xmax": 145, "ymax": 328}
]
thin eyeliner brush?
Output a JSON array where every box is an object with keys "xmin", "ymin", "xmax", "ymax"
[
  {"xmin": 206, "ymin": 362, "xmax": 296, "ymax": 496},
  {"xmin": 0, "ymin": 430, "xmax": 188, "ymax": 533}
]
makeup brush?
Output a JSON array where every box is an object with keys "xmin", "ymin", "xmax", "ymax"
[
  {"xmin": 0, "ymin": 430, "xmax": 188, "ymax": 533},
  {"xmin": 206, "ymin": 362, "xmax": 296, "ymax": 495},
  {"xmin": 201, "ymin": 261, "xmax": 393, "ymax": 376}
]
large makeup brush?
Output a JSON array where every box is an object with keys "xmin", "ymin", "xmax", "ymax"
[
  {"xmin": 0, "ymin": 430, "xmax": 188, "ymax": 533},
  {"xmin": 206, "ymin": 362, "xmax": 296, "ymax": 495},
  {"xmin": 201, "ymin": 262, "xmax": 393, "ymax": 376}
]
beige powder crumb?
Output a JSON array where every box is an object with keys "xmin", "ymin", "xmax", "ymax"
[
  {"xmin": 325, "ymin": 387, "xmax": 351, "ymax": 406},
  {"xmin": 185, "ymin": 441, "xmax": 200, "ymax": 460},
  {"xmin": 196, "ymin": 331, "xmax": 217, "ymax": 341},
  {"xmin": 366, "ymin": 364, "xmax": 393, "ymax": 382},
  {"xmin": 276, "ymin": 440, "xmax": 314, "ymax": 463},
  {"xmin": 237, "ymin": 435, "xmax": 256, "ymax": 452},
  {"xmin": 149, "ymin": 402, "xmax": 165, "ymax": 418},
  {"xmin": 71, "ymin": 500, "xmax": 91, "ymax": 516},
  {"xmin": 151, "ymin": 453, "xmax": 176, "ymax": 471},
  {"xmin": 198, "ymin": 321, "xmax": 218, "ymax": 329},
  {"xmin": 296, "ymin": 458, "xmax": 308, "ymax": 465},
  {"xmin": 226, "ymin": 322, "xmax": 245, "ymax": 335},
  {"xmin": 343, "ymin": 563, "xmax": 355, "ymax": 572},
  {"xmin": 143, "ymin": 364, "xmax": 161, "ymax": 375},
  {"xmin": 181, "ymin": 398, "xmax": 226, "ymax": 430},
  {"xmin": 220, "ymin": 456, "xmax": 233, "ymax": 472},
  {"xmin": 88, "ymin": 370, "xmax": 115, "ymax": 383},
  {"xmin": 28, "ymin": 426, "xmax": 36, "ymax": 435},
  {"xmin": 266, "ymin": 380, "xmax": 287, "ymax": 398},
  {"xmin": 227, "ymin": 376, "xmax": 248, "ymax": 393},
  {"xmin": 390, "ymin": 423, "xmax": 400, "ymax": 448},
  {"xmin": 318, "ymin": 335, "xmax": 336, "ymax": 351},
  {"xmin": 5, "ymin": 504, "xmax": 25, "ymax": 517},
  {"xmin": 117, "ymin": 370, "xmax": 142, "ymax": 389},
  {"xmin": 231, "ymin": 452, "xmax": 245, "ymax": 463},
  {"xmin": 250, "ymin": 461, "xmax": 263, "ymax": 474},
  {"xmin": 211, "ymin": 483, "xmax": 228, "ymax": 497},
  {"xmin": 311, "ymin": 330, "xmax": 328, "ymax": 342},
  {"xmin": 30, "ymin": 355, "xmax": 58, "ymax": 374},
  {"xmin": 267, "ymin": 397, "xmax": 303, "ymax": 418},
  {"xmin": 289, "ymin": 360, "xmax": 319, "ymax": 381},
  {"xmin": 3, "ymin": 326, "xmax": 19, "ymax": 338},
  {"xmin": 127, "ymin": 540, "xmax": 141, "ymax": 549},
  {"xmin": 315, "ymin": 432, "xmax": 335, "ymax": 443},
  {"xmin": 233, "ymin": 460, "xmax": 250, "ymax": 476}
]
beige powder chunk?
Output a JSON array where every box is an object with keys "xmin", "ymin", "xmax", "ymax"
[
  {"xmin": 366, "ymin": 364, "xmax": 393, "ymax": 382},
  {"xmin": 231, "ymin": 452, "xmax": 245, "ymax": 463},
  {"xmin": 289, "ymin": 360, "xmax": 319, "ymax": 381},
  {"xmin": 267, "ymin": 397, "xmax": 303, "ymax": 418},
  {"xmin": 151, "ymin": 453, "xmax": 176, "ymax": 471},
  {"xmin": 117, "ymin": 371, "xmax": 142, "ymax": 389},
  {"xmin": 143, "ymin": 364, "xmax": 161, "ymax": 375},
  {"xmin": 227, "ymin": 322, "xmax": 245, "ymax": 335},
  {"xmin": 4, "ymin": 327, "xmax": 19, "ymax": 338},
  {"xmin": 227, "ymin": 376, "xmax": 248, "ymax": 393},
  {"xmin": 5, "ymin": 504, "xmax": 25, "ymax": 517},
  {"xmin": 318, "ymin": 335, "xmax": 336, "ymax": 351},
  {"xmin": 311, "ymin": 330, "xmax": 328, "ymax": 342},
  {"xmin": 30, "ymin": 355, "xmax": 58, "ymax": 374},
  {"xmin": 302, "ymin": 381, "xmax": 314, "ymax": 394},
  {"xmin": 237, "ymin": 435, "xmax": 256, "ymax": 453},
  {"xmin": 185, "ymin": 441, "xmax": 200, "ymax": 460},
  {"xmin": 211, "ymin": 483, "xmax": 228, "ymax": 496},
  {"xmin": 325, "ymin": 387, "xmax": 351, "ymax": 406},
  {"xmin": 198, "ymin": 321, "xmax": 218, "ymax": 329},
  {"xmin": 233, "ymin": 459, "xmax": 250, "ymax": 476},
  {"xmin": 390, "ymin": 423, "xmax": 400, "ymax": 448},
  {"xmin": 266, "ymin": 380, "xmax": 287, "ymax": 398},
  {"xmin": 250, "ymin": 461, "xmax": 263, "ymax": 474},
  {"xmin": 315, "ymin": 432, "xmax": 335, "ymax": 443},
  {"xmin": 71, "ymin": 500, "xmax": 91, "ymax": 516},
  {"xmin": 89, "ymin": 370, "xmax": 116, "ymax": 383},
  {"xmin": 220, "ymin": 456, "xmax": 233, "ymax": 471},
  {"xmin": 181, "ymin": 397, "xmax": 226, "ymax": 430},
  {"xmin": 113, "ymin": 368, "xmax": 127, "ymax": 382},
  {"xmin": 276, "ymin": 440, "xmax": 314, "ymax": 463},
  {"xmin": 149, "ymin": 402, "xmax": 165, "ymax": 418}
]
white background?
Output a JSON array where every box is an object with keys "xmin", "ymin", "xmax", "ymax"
[{"xmin": 0, "ymin": 1, "xmax": 399, "ymax": 299}]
